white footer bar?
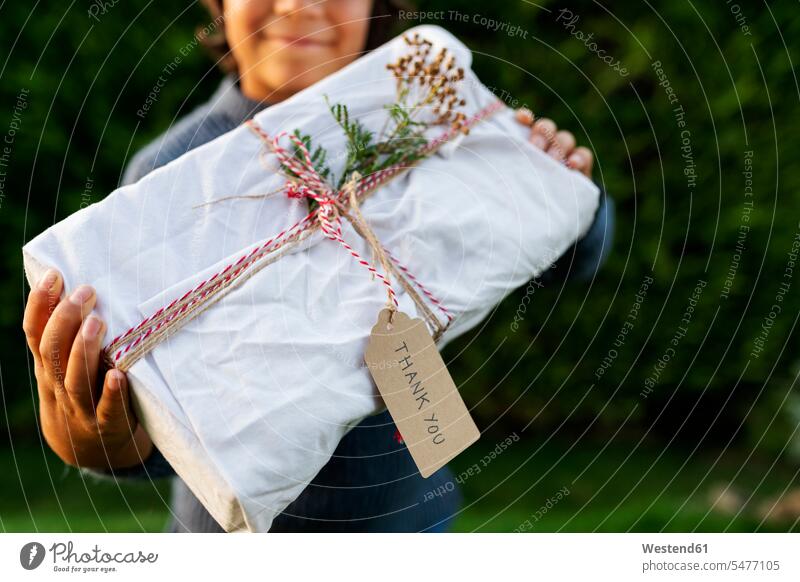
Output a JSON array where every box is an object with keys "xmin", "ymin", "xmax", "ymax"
[{"xmin": 1, "ymin": 533, "xmax": 797, "ymax": 581}]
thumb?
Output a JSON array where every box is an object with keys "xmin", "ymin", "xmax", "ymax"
[{"xmin": 96, "ymin": 369, "xmax": 135, "ymax": 430}]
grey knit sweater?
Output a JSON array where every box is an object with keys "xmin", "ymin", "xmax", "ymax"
[{"xmin": 82, "ymin": 75, "xmax": 614, "ymax": 533}]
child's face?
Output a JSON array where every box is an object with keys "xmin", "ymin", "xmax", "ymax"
[{"xmin": 224, "ymin": 0, "xmax": 374, "ymax": 102}]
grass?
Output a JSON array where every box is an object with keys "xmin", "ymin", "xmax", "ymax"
[
  {"xmin": 450, "ymin": 433, "xmax": 800, "ymax": 532},
  {"xmin": 1, "ymin": 434, "xmax": 798, "ymax": 532},
  {"xmin": 0, "ymin": 443, "xmax": 171, "ymax": 533}
]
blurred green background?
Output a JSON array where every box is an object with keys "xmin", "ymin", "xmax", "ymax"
[{"xmin": 1, "ymin": 0, "xmax": 799, "ymax": 532}]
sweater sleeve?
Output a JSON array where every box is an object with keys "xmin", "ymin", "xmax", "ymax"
[
  {"xmin": 78, "ymin": 444, "xmax": 176, "ymax": 482},
  {"xmin": 539, "ymin": 185, "xmax": 615, "ymax": 285}
]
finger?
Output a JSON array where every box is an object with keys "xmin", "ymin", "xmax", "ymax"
[
  {"xmin": 567, "ymin": 146, "xmax": 594, "ymax": 178},
  {"xmin": 65, "ymin": 315, "xmax": 106, "ymax": 417},
  {"xmin": 530, "ymin": 117, "xmax": 556, "ymax": 150},
  {"xmin": 96, "ymin": 370, "xmax": 136, "ymax": 434},
  {"xmin": 39, "ymin": 285, "xmax": 96, "ymax": 399},
  {"xmin": 515, "ymin": 107, "xmax": 533, "ymax": 126},
  {"xmin": 547, "ymin": 130, "xmax": 576, "ymax": 161},
  {"xmin": 23, "ymin": 269, "xmax": 63, "ymax": 366}
]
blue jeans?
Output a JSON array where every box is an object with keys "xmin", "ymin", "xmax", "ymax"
[{"xmin": 267, "ymin": 409, "xmax": 463, "ymax": 532}]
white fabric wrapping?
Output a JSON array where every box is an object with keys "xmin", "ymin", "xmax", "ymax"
[{"xmin": 22, "ymin": 25, "xmax": 599, "ymax": 531}]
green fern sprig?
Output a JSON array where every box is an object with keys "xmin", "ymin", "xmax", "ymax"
[{"xmin": 283, "ymin": 34, "xmax": 468, "ymax": 205}]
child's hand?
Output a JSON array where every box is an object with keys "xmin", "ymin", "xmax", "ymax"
[
  {"xmin": 22, "ymin": 269, "xmax": 153, "ymax": 470},
  {"xmin": 515, "ymin": 107, "xmax": 594, "ymax": 178}
]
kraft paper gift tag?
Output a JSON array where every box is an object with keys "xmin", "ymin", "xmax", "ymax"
[{"xmin": 365, "ymin": 309, "xmax": 480, "ymax": 477}]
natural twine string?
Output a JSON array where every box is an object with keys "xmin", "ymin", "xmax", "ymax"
[{"xmin": 104, "ymin": 99, "xmax": 503, "ymax": 372}]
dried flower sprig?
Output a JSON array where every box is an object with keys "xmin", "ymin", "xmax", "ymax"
[
  {"xmin": 289, "ymin": 33, "xmax": 469, "ymax": 199},
  {"xmin": 385, "ymin": 32, "xmax": 469, "ymax": 135}
]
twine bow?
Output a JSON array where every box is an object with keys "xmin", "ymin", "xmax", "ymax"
[{"xmin": 271, "ymin": 131, "xmax": 399, "ymax": 319}]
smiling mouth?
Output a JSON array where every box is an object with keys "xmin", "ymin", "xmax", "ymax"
[{"xmin": 267, "ymin": 35, "xmax": 333, "ymax": 47}]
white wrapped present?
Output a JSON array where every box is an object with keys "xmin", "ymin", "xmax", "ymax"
[{"xmin": 22, "ymin": 25, "xmax": 599, "ymax": 531}]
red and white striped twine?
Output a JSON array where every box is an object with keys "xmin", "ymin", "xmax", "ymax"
[
  {"xmin": 105, "ymin": 99, "xmax": 503, "ymax": 369},
  {"xmin": 269, "ymin": 129, "xmax": 399, "ymax": 311}
]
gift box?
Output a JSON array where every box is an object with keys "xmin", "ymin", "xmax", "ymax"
[{"xmin": 22, "ymin": 25, "xmax": 599, "ymax": 531}]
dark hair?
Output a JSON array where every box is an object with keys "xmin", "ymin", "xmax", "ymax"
[{"xmin": 197, "ymin": 0, "xmax": 412, "ymax": 73}]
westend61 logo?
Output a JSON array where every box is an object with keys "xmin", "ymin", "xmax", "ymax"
[{"xmin": 19, "ymin": 541, "xmax": 158, "ymax": 574}]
